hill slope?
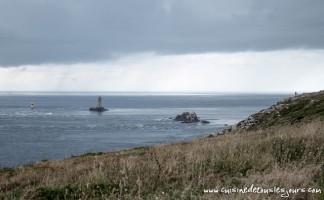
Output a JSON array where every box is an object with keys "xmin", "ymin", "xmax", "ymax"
[
  {"xmin": 234, "ymin": 91, "xmax": 324, "ymax": 131},
  {"xmin": 1, "ymin": 91, "xmax": 324, "ymax": 200}
]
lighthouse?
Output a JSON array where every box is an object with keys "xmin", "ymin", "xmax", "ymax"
[
  {"xmin": 89, "ymin": 96, "xmax": 108, "ymax": 112},
  {"xmin": 97, "ymin": 96, "xmax": 102, "ymax": 107}
]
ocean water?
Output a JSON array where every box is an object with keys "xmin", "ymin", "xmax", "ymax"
[{"xmin": 0, "ymin": 93, "xmax": 287, "ymax": 167}]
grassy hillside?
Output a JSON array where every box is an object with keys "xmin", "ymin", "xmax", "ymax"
[
  {"xmin": 1, "ymin": 92, "xmax": 324, "ymax": 200},
  {"xmin": 232, "ymin": 91, "xmax": 324, "ymax": 131}
]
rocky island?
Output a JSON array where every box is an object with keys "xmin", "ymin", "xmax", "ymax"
[{"xmin": 174, "ymin": 112, "xmax": 210, "ymax": 123}]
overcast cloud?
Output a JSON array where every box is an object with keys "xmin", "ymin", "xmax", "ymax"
[
  {"xmin": 0, "ymin": 1, "xmax": 323, "ymax": 92},
  {"xmin": 0, "ymin": 0, "xmax": 324, "ymax": 66},
  {"xmin": 1, "ymin": 50, "xmax": 324, "ymax": 92}
]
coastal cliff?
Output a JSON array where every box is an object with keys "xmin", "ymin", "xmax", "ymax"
[{"xmin": 1, "ymin": 91, "xmax": 324, "ymax": 200}]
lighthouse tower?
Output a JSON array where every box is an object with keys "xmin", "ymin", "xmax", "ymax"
[
  {"xmin": 97, "ymin": 96, "xmax": 102, "ymax": 108},
  {"xmin": 89, "ymin": 96, "xmax": 108, "ymax": 112}
]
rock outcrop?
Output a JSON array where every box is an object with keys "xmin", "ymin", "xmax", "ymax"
[
  {"xmin": 174, "ymin": 112, "xmax": 200, "ymax": 123},
  {"xmin": 89, "ymin": 107, "xmax": 108, "ymax": 112},
  {"xmin": 218, "ymin": 91, "xmax": 324, "ymax": 135},
  {"xmin": 174, "ymin": 112, "xmax": 211, "ymax": 124}
]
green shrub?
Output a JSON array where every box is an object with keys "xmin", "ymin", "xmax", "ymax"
[
  {"xmin": 212, "ymin": 158, "xmax": 253, "ymax": 178},
  {"xmin": 271, "ymin": 137, "xmax": 306, "ymax": 164},
  {"xmin": 33, "ymin": 185, "xmax": 80, "ymax": 200}
]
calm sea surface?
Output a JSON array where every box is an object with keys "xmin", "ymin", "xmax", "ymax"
[{"xmin": 0, "ymin": 93, "xmax": 288, "ymax": 167}]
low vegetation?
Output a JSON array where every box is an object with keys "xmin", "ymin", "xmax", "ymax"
[
  {"xmin": 1, "ymin": 91, "xmax": 324, "ymax": 199},
  {"xmin": 240, "ymin": 91, "xmax": 324, "ymax": 130}
]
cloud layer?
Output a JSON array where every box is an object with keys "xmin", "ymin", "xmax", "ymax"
[
  {"xmin": 0, "ymin": 0, "xmax": 324, "ymax": 66},
  {"xmin": 1, "ymin": 50, "xmax": 323, "ymax": 92}
]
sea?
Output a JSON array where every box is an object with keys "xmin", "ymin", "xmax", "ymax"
[{"xmin": 0, "ymin": 92, "xmax": 288, "ymax": 167}]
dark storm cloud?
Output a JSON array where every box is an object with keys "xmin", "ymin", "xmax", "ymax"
[{"xmin": 0, "ymin": 0, "xmax": 323, "ymax": 66}]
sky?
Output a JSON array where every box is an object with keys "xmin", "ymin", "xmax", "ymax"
[{"xmin": 0, "ymin": 0, "xmax": 324, "ymax": 92}]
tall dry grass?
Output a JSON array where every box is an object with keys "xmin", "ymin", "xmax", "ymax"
[{"xmin": 0, "ymin": 121, "xmax": 323, "ymax": 199}]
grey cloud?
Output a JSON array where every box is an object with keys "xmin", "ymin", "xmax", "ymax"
[{"xmin": 0, "ymin": 0, "xmax": 323, "ymax": 66}]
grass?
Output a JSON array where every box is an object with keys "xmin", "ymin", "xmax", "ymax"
[
  {"xmin": 243, "ymin": 91, "xmax": 324, "ymax": 130},
  {"xmin": 1, "ymin": 91, "xmax": 324, "ymax": 199},
  {"xmin": 0, "ymin": 121, "xmax": 323, "ymax": 199}
]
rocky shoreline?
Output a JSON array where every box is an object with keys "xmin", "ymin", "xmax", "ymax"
[{"xmin": 220, "ymin": 91, "xmax": 324, "ymax": 134}]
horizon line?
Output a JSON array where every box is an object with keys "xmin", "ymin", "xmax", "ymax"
[{"xmin": 0, "ymin": 90, "xmax": 303, "ymax": 96}]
